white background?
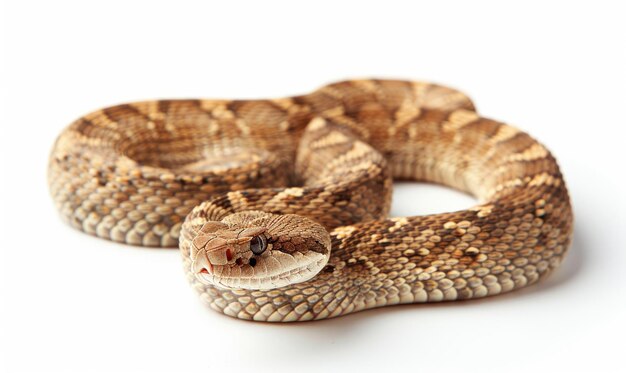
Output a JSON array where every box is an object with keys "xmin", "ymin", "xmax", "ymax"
[{"xmin": 1, "ymin": 1, "xmax": 625, "ymax": 372}]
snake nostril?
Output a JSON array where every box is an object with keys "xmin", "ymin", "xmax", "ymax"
[
  {"xmin": 198, "ymin": 261, "xmax": 213, "ymax": 275},
  {"xmin": 226, "ymin": 249, "xmax": 233, "ymax": 262},
  {"xmin": 235, "ymin": 258, "xmax": 243, "ymax": 265}
]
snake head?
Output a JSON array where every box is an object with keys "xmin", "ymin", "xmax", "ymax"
[{"xmin": 191, "ymin": 211, "xmax": 331, "ymax": 290}]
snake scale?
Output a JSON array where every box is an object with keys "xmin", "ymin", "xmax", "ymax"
[{"xmin": 48, "ymin": 79, "xmax": 573, "ymax": 322}]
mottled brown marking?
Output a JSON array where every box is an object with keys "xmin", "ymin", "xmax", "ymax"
[{"xmin": 48, "ymin": 79, "xmax": 573, "ymax": 322}]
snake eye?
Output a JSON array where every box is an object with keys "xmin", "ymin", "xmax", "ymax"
[{"xmin": 249, "ymin": 235, "xmax": 267, "ymax": 255}]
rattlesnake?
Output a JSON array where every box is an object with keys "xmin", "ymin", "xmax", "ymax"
[{"xmin": 48, "ymin": 79, "xmax": 573, "ymax": 321}]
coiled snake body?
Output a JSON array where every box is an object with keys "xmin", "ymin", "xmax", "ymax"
[{"xmin": 48, "ymin": 80, "xmax": 573, "ymax": 321}]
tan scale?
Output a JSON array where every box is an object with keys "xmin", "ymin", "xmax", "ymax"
[{"xmin": 48, "ymin": 79, "xmax": 573, "ymax": 322}]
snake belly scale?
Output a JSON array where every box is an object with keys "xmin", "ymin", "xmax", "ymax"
[{"xmin": 48, "ymin": 79, "xmax": 573, "ymax": 321}]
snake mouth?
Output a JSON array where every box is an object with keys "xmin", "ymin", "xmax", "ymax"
[
  {"xmin": 193, "ymin": 251, "xmax": 328, "ymax": 290},
  {"xmin": 198, "ymin": 266, "xmax": 212, "ymax": 275}
]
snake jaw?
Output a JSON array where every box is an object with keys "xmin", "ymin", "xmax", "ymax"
[
  {"xmin": 190, "ymin": 215, "xmax": 331, "ymax": 290},
  {"xmin": 189, "ymin": 212, "xmax": 332, "ymax": 290},
  {"xmin": 197, "ymin": 250, "xmax": 329, "ymax": 290},
  {"xmin": 192, "ymin": 247, "xmax": 329, "ymax": 290},
  {"xmin": 246, "ymin": 251, "xmax": 328, "ymax": 290}
]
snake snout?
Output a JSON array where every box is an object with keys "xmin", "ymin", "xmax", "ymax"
[
  {"xmin": 193, "ymin": 245, "xmax": 240, "ymax": 281},
  {"xmin": 206, "ymin": 246, "xmax": 235, "ymax": 266},
  {"xmin": 192, "ymin": 250, "xmax": 214, "ymax": 276}
]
